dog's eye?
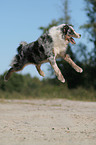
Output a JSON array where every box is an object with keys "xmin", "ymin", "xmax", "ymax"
[{"xmin": 68, "ymin": 29, "xmax": 74, "ymax": 35}]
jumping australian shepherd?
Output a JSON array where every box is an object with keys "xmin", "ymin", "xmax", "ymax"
[{"xmin": 4, "ymin": 24, "xmax": 83, "ymax": 83}]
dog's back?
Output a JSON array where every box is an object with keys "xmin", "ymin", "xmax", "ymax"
[{"xmin": 25, "ymin": 41, "xmax": 48, "ymax": 64}]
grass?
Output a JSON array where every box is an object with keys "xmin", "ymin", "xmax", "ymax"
[{"xmin": 0, "ymin": 84, "xmax": 96, "ymax": 101}]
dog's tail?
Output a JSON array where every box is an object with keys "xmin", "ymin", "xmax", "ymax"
[{"xmin": 10, "ymin": 41, "xmax": 27, "ymax": 67}]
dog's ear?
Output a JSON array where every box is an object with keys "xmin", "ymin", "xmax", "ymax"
[
  {"xmin": 61, "ymin": 24, "xmax": 69, "ymax": 35},
  {"xmin": 69, "ymin": 24, "xmax": 74, "ymax": 27},
  {"xmin": 64, "ymin": 25, "xmax": 69, "ymax": 34}
]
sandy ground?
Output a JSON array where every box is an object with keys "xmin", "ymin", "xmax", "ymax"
[{"xmin": 0, "ymin": 99, "xmax": 96, "ymax": 145}]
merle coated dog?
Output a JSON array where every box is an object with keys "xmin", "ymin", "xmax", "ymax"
[{"xmin": 4, "ymin": 24, "xmax": 83, "ymax": 83}]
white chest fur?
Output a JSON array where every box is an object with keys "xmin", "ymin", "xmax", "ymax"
[{"xmin": 49, "ymin": 26, "xmax": 69, "ymax": 57}]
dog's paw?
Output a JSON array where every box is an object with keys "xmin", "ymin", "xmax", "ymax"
[
  {"xmin": 61, "ymin": 78, "xmax": 65, "ymax": 83},
  {"xmin": 40, "ymin": 71, "xmax": 45, "ymax": 77},
  {"xmin": 76, "ymin": 67, "xmax": 83, "ymax": 73},
  {"xmin": 58, "ymin": 75, "xmax": 65, "ymax": 83},
  {"xmin": 4, "ymin": 75, "xmax": 8, "ymax": 82}
]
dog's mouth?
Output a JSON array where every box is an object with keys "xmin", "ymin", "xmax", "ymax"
[
  {"xmin": 65, "ymin": 33, "xmax": 81, "ymax": 44},
  {"xmin": 69, "ymin": 37, "xmax": 76, "ymax": 44},
  {"xmin": 66, "ymin": 37, "xmax": 76, "ymax": 44}
]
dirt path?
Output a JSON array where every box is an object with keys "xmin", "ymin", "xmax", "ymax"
[{"xmin": 0, "ymin": 99, "xmax": 96, "ymax": 145}]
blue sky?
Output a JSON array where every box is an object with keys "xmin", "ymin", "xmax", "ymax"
[{"xmin": 0, "ymin": 0, "xmax": 89, "ymax": 79}]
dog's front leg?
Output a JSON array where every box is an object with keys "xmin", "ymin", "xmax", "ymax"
[
  {"xmin": 48, "ymin": 57, "xmax": 65, "ymax": 83},
  {"xmin": 62, "ymin": 54, "xmax": 83, "ymax": 73}
]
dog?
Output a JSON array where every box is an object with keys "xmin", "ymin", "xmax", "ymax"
[{"xmin": 4, "ymin": 24, "xmax": 83, "ymax": 83}]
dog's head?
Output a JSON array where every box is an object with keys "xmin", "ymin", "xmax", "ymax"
[{"xmin": 61, "ymin": 24, "xmax": 81, "ymax": 44}]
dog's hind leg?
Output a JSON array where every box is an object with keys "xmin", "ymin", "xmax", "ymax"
[
  {"xmin": 4, "ymin": 63, "xmax": 26, "ymax": 81},
  {"xmin": 36, "ymin": 64, "xmax": 45, "ymax": 77},
  {"xmin": 4, "ymin": 68, "xmax": 15, "ymax": 81},
  {"xmin": 48, "ymin": 57, "xmax": 65, "ymax": 83}
]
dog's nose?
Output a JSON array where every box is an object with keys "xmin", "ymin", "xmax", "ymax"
[{"xmin": 79, "ymin": 34, "xmax": 81, "ymax": 37}]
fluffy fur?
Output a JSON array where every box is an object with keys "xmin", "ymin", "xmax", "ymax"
[{"xmin": 4, "ymin": 24, "xmax": 83, "ymax": 83}]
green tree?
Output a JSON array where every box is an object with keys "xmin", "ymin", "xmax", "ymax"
[
  {"xmin": 39, "ymin": 0, "xmax": 71, "ymax": 32},
  {"xmin": 81, "ymin": 0, "xmax": 96, "ymax": 65},
  {"xmin": 60, "ymin": 0, "xmax": 70, "ymax": 24}
]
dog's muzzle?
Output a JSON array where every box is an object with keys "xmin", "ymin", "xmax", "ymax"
[
  {"xmin": 75, "ymin": 33, "xmax": 81, "ymax": 38},
  {"xmin": 78, "ymin": 34, "xmax": 81, "ymax": 38}
]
